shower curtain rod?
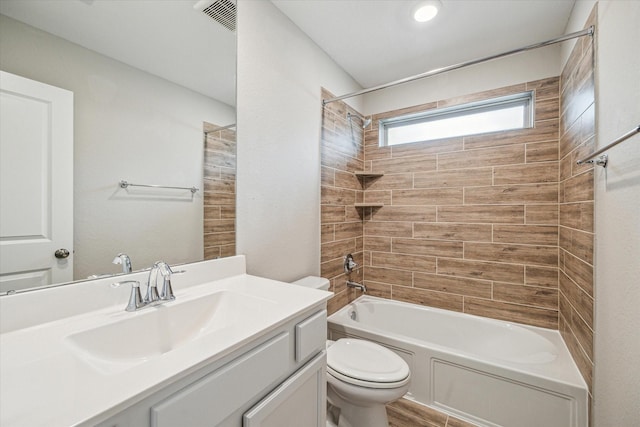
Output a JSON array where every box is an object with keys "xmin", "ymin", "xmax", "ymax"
[
  {"xmin": 322, "ymin": 26, "xmax": 594, "ymax": 105},
  {"xmin": 576, "ymin": 124, "xmax": 640, "ymax": 168}
]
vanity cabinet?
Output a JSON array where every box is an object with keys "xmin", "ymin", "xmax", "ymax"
[{"xmin": 96, "ymin": 308, "xmax": 327, "ymax": 427}]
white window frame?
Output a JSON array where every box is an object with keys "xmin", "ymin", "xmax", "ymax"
[{"xmin": 379, "ymin": 91, "xmax": 535, "ymax": 147}]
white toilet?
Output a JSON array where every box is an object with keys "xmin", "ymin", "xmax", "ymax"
[{"xmin": 292, "ymin": 277, "xmax": 411, "ymax": 427}]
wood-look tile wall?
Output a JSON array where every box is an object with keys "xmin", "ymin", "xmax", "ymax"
[
  {"xmin": 355, "ymin": 77, "xmax": 561, "ymax": 329},
  {"xmin": 203, "ymin": 123, "xmax": 236, "ymax": 259},
  {"xmin": 320, "ymin": 88, "xmax": 367, "ymax": 311},
  {"xmin": 558, "ymin": 6, "xmax": 596, "ymax": 397},
  {"xmin": 322, "ymin": 79, "xmax": 564, "ymax": 327}
]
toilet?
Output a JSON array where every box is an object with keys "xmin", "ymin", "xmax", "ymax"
[{"xmin": 292, "ymin": 277, "xmax": 411, "ymax": 427}]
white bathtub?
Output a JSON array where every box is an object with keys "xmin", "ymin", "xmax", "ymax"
[{"xmin": 328, "ymin": 296, "xmax": 587, "ymax": 427}]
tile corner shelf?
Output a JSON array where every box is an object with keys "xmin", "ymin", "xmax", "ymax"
[
  {"xmin": 353, "ymin": 171, "xmax": 384, "ymax": 208},
  {"xmin": 354, "ymin": 203, "xmax": 384, "ymax": 208},
  {"xmin": 354, "ymin": 171, "xmax": 384, "ymax": 178}
]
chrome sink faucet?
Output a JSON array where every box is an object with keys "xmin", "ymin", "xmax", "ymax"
[
  {"xmin": 112, "ymin": 253, "xmax": 132, "ymax": 274},
  {"xmin": 120, "ymin": 261, "xmax": 179, "ymax": 312}
]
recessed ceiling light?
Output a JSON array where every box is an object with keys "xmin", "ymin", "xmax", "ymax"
[{"xmin": 413, "ymin": 0, "xmax": 441, "ymax": 23}]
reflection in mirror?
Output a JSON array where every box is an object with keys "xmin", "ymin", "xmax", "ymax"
[
  {"xmin": 203, "ymin": 123, "xmax": 237, "ymax": 260},
  {"xmin": 0, "ymin": 0, "xmax": 236, "ymax": 294}
]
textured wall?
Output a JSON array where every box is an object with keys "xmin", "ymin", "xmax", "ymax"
[
  {"xmin": 593, "ymin": 1, "xmax": 640, "ymax": 423},
  {"xmin": 236, "ymin": 0, "xmax": 362, "ymax": 281}
]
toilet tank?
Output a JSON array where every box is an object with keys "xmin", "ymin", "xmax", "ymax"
[{"xmin": 291, "ymin": 276, "xmax": 330, "ymax": 291}]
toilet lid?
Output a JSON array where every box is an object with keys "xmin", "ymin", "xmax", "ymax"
[{"xmin": 327, "ymin": 339, "xmax": 410, "ymax": 384}]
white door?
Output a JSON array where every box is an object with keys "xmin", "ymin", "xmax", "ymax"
[{"xmin": 0, "ymin": 71, "xmax": 73, "ymax": 293}]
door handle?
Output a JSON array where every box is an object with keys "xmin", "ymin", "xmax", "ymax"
[{"xmin": 54, "ymin": 248, "xmax": 70, "ymax": 259}]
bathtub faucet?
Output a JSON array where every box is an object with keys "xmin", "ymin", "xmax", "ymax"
[{"xmin": 347, "ymin": 280, "xmax": 366, "ymax": 293}]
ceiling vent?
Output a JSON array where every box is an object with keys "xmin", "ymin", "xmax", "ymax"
[{"xmin": 195, "ymin": 0, "xmax": 236, "ymax": 33}]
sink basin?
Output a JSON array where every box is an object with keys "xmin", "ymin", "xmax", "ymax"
[{"xmin": 65, "ymin": 290, "xmax": 272, "ymax": 374}]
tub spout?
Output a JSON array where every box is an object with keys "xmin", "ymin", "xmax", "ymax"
[{"xmin": 347, "ymin": 280, "xmax": 366, "ymax": 293}]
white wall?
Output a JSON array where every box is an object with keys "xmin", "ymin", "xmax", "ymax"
[
  {"xmin": 363, "ymin": 45, "xmax": 562, "ymax": 115},
  {"xmin": 0, "ymin": 15, "xmax": 235, "ymax": 280},
  {"xmin": 560, "ymin": 0, "xmax": 597, "ymax": 68},
  {"xmin": 235, "ymin": 0, "xmax": 361, "ymax": 281},
  {"xmin": 592, "ymin": 1, "xmax": 640, "ymax": 424}
]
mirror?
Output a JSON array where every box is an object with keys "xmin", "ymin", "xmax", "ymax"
[{"xmin": 0, "ymin": 0, "xmax": 236, "ymax": 294}]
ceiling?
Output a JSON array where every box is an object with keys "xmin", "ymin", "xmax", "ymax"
[
  {"xmin": 1, "ymin": 1, "xmax": 577, "ymax": 105},
  {"xmin": 272, "ymin": 0, "xmax": 577, "ymax": 88},
  {"xmin": 0, "ymin": 0, "xmax": 236, "ymax": 106}
]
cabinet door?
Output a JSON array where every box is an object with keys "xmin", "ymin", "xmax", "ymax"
[{"xmin": 243, "ymin": 351, "xmax": 326, "ymax": 427}]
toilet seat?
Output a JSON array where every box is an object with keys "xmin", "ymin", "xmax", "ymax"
[{"xmin": 327, "ymin": 339, "xmax": 410, "ymax": 389}]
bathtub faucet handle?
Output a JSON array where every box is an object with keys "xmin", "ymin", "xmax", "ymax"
[{"xmin": 344, "ymin": 253, "xmax": 359, "ymax": 274}]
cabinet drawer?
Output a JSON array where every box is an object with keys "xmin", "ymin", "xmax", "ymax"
[
  {"xmin": 295, "ymin": 310, "xmax": 326, "ymax": 362},
  {"xmin": 150, "ymin": 332, "xmax": 289, "ymax": 427}
]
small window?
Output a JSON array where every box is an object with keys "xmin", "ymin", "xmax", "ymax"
[{"xmin": 380, "ymin": 91, "xmax": 534, "ymax": 147}]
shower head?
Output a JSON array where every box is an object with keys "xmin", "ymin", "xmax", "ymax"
[{"xmin": 347, "ymin": 112, "xmax": 372, "ymax": 129}]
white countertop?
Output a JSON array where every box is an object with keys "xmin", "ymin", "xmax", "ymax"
[{"xmin": 0, "ymin": 258, "xmax": 331, "ymax": 426}]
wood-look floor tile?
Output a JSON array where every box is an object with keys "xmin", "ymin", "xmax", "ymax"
[{"xmin": 388, "ymin": 398, "xmax": 447, "ymax": 427}]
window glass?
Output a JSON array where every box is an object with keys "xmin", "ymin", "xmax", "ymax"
[{"xmin": 381, "ymin": 92, "xmax": 533, "ymax": 146}]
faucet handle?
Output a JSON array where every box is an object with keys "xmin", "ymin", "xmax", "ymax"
[
  {"xmin": 159, "ymin": 276, "xmax": 176, "ymax": 301},
  {"xmin": 145, "ymin": 282, "xmax": 160, "ymax": 305},
  {"xmin": 118, "ymin": 281, "xmax": 144, "ymax": 312},
  {"xmin": 144, "ymin": 277, "xmax": 160, "ymax": 305},
  {"xmin": 344, "ymin": 253, "xmax": 359, "ymax": 274},
  {"xmin": 157, "ymin": 262, "xmax": 177, "ymax": 301}
]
